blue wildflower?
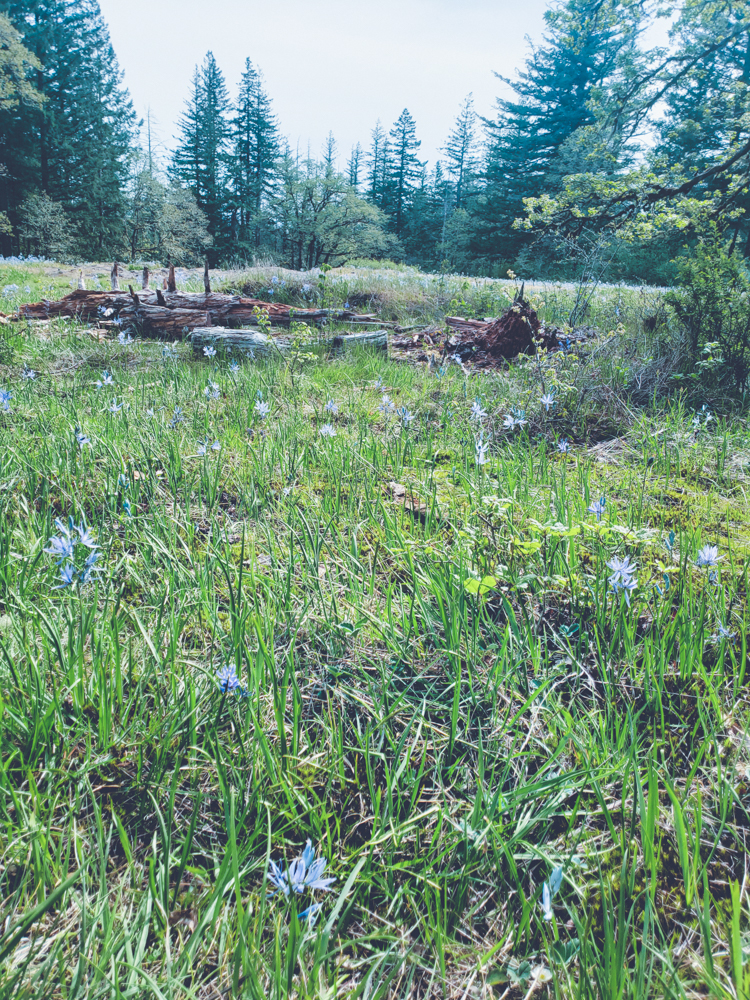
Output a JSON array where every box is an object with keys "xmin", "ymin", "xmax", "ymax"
[
  {"xmin": 587, "ymin": 497, "xmax": 606, "ymax": 521},
  {"xmin": 217, "ymin": 663, "xmax": 241, "ymax": 693},
  {"xmin": 54, "ymin": 564, "xmax": 76, "ymax": 588}
]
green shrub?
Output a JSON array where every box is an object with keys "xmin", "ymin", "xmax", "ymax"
[{"xmin": 667, "ymin": 229, "xmax": 750, "ymax": 395}]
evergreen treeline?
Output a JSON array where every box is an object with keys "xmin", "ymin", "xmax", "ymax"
[{"xmin": 1, "ymin": 0, "xmax": 749, "ymax": 280}]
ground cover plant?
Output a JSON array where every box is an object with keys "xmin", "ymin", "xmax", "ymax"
[{"xmin": 0, "ymin": 264, "xmax": 748, "ymax": 1000}]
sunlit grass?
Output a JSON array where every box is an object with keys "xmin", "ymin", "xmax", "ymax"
[{"xmin": 0, "ymin": 270, "xmax": 746, "ymax": 999}]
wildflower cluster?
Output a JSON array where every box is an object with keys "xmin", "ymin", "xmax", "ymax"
[
  {"xmin": 607, "ymin": 555, "xmax": 638, "ymax": 605},
  {"xmin": 503, "ymin": 408, "xmax": 527, "ymax": 431},
  {"xmin": 197, "ymin": 438, "xmax": 220, "ymax": 456},
  {"xmin": 44, "ymin": 517, "xmax": 101, "ymax": 589}
]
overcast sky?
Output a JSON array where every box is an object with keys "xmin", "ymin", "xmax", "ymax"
[{"xmin": 98, "ymin": 0, "xmax": 550, "ymax": 171}]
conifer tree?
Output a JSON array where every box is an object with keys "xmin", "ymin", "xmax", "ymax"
[
  {"xmin": 347, "ymin": 143, "xmax": 362, "ymax": 191},
  {"xmin": 322, "ymin": 131, "xmax": 337, "ymax": 177},
  {"xmin": 0, "ymin": 0, "xmax": 136, "ymax": 257},
  {"xmin": 231, "ymin": 58, "xmax": 279, "ymax": 247},
  {"xmin": 388, "ymin": 108, "xmax": 422, "ymax": 238},
  {"xmin": 172, "ymin": 51, "xmax": 231, "ymax": 259},
  {"xmin": 443, "ymin": 94, "xmax": 477, "ymax": 210},
  {"xmin": 366, "ymin": 120, "xmax": 389, "ymax": 208},
  {"xmin": 475, "ymin": 0, "xmax": 641, "ymax": 269}
]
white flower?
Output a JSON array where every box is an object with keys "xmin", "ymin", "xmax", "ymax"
[
  {"xmin": 324, "ymin": 399, "xmax": 339, "ymax": 414},
  {"xmin": 557, "ymin": 439, "xmax": 570, "ymax": 453},
  {"xmin": 475, "ymin": 436, "xmax": 490, "ymax": 465},
  {"xmin": 319, "ymin": 424, "xmax": 336, "ymax": 438},
  {"xmin": 203, "ymin": 345, "xmax": 217, "ymax": 358},
  {"xmin": 541, "ymin": 393, "xmax": 555, "ymax": 412},
  {"xmin": 254, "ymin": 400, "xmax": 271, "ymax": 419},
  {"xmin": 470, "ymin": 399, "xmax": 487, "ymax": 421}
]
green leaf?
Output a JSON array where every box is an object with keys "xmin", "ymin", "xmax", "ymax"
[{"xmin": 463, "ymin": 575, "xmax": 498, "ymax": 596}]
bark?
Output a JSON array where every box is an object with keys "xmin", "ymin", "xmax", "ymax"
[
  {"xmin": 10, "ymin": 289, "xmax": 385, "ymax": 338},
  {"xmin": 190, "ymin": 327, "xmax": 388, "ymax": 357}
]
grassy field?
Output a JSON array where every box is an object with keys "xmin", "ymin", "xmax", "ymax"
[{"xmin": 0, "ymin": 264, "xmax": 748, "ymax": 1000}]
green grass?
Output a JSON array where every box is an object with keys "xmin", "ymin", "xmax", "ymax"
[{"xmin": 0, "ymin": 266, "xmax": 747, "ymax": 1000}]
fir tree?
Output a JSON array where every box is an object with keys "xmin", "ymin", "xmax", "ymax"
[
  {"xmin": 366, "ymin": 120, "xmax": 389, "ymax": 208},
  {"xmin": 388, "ymin": 108, "xmax": 422, "ymax": 238},
  {"xmin": 443, "ymin": 94, "xmax": 477, "ymax": 209},
  {"xmin": 0, "ymin": 0, "xmax": 137, "ymax": 257},
  {"xmin": 347, "ymin": 142, "xmax": 362, "ymax": 191},
  {"xmin": 475, "ymin": 0, "xmax": 641, "ymax": 269},
  {"xmin": 322, "ymin": 131, "xmax": 337, "ymax": 177},
  {"xmin": 172, "ymin": 51, "xmax": 231, "ymax": 260},
  {"xmin": 231, "ymin": 58, "xmax": 279, "ymax": 248}
]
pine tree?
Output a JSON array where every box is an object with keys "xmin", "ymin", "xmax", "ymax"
[
  {"xmin": 443, "ymin": 94, "xmax": 477, "ymax": 209},
  {"xmin": 231, "ymin": 58, "xmax": 279, "ymax": 248},
  {"xmin": 172, "ymin": 51, "xmax": 231, "ymax": 260},
  {"xmin": 388, "ymin": 108, "xmax": 422, "ymax": 238},
  {"xmin": 0, "ymin": 0, "xmax": 136, "ymax": 257}
]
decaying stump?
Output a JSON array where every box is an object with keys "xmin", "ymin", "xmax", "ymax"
[{"xmin": 446, "ymin": 289, "xmax": 558, "ymax": 361}]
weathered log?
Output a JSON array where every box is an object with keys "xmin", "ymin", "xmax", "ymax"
[
  {"xmin": 11, "ymin": 288, "xmax": 386, "ymax": 337},
  {"xmin": 328, "ymin": 330, "xmax": 388, "ymax": 351},
  {"xmin": 78, "ymin": 270, "xmax": 85, "ymax": 290},
  {"xmin": 142, "ymin": 267, "xmax": 150, "ymax": 290},
  {"xmin": 191, "ymin": 329, "xmax": 287, "ymax": 357},
  {"xmin": 111, "ymin": 262, "xmax": 119, "ymax": 291},
  {"xmin": 203, "ymin": 259, "xmax": 211, "ymax": 294},
  {"xmin": 190, "ymin": 327, "xmax": 388, "ymax": 358},
  {"xmin": 167, "ymin": 264, "xmax": 176, "ymax": 293}
]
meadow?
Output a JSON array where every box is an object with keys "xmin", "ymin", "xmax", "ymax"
[{"xmin": 0, "ymin": 263, "xmax": 747, "ymax": 1000}]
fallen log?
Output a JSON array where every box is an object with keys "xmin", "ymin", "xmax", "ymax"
[
  {"xmin": 190, "ymin": 327, "xmax": 388, "ymax": 358},
  {"xmin": 11, "ymin": 288, "xmax": 384, "ymax": 336}
]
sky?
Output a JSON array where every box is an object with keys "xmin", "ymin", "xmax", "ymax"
[{"xmin": 98, "ymin": 0, "xmax": 550, "ymax": 171}]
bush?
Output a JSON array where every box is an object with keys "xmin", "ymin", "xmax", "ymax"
[
  {"xmin": 667, "ymin": 230, "xmax": 750, "ymax": 395},
  {"xmin": 18, "ymin": 192, "xmax": 73, "ymax": 259}
]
